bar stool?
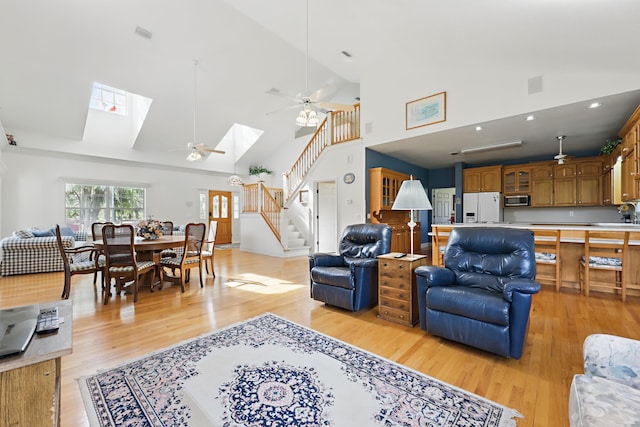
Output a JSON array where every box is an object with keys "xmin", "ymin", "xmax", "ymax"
[
  {"xmin": 433, "ymin": 225, "xmax": 452, "ymax": 267},
  {"xmin": 579, "ymin": 230, "xmax": 630, "ymax": 302},
  {"xmin": 533, "ymin": 229, "xmax": 562, "ymax": 291}
]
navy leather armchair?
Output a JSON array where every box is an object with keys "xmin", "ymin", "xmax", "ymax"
[
  {"xmin": 415, "ymin": 227, "xmax": 541, "ymax": 359},
  {"xmin": 309, "ymin": 223, "xmax": 391, "ymax": 311}
]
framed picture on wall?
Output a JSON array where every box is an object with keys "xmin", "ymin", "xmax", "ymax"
[
  {"xmin": 299, "ymin": 189, "xmax": 309, "ymax": 204},
  {"xmin": 406, "ymin": 91, "xmax": 446, "ymax": 130}
]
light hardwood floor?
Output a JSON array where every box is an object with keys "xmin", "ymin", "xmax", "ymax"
[{"xmin": 1, "ymin": 248, "xmax": 639, "ymax": 426}]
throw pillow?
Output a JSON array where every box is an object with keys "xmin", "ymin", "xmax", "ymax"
[
  {"xmin": 13, "ymin": 229, "xmax": 35, "ymax": 238},
  {"xmin": 31, "ymin": 228, "xmax": 55, "ymax": 237},
  {"xmin": 59, "ymin": 226, "xmax": 76, "ymax": 237}
]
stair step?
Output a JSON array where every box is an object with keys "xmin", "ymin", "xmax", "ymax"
[{"xmin": 288, "ymin": 238, "xmax": 306, "ymax": 248}]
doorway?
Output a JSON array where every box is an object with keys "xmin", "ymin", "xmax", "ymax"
[
  {"xmin": 209, "ymin": 190, "xmax": 232, "ymax": 244},
  {"xmin": 315, "ymin": 180, "xmax": 337, "ymax": 253},
  {"xmin": 432, "ymin": 187, "xmax": 456, "ymax": 224}
]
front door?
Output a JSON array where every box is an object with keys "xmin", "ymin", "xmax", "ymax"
[{"xmin": 209, "ymin": 190, "xmax": 232, "ymax": 244}]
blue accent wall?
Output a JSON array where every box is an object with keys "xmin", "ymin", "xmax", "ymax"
[{"xmin": 365, "ymin": 149, "xmax": 430, "ymax": 243}]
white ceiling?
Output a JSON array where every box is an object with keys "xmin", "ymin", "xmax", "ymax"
[{"xmin": 1, "ymin": 0, "xmax": 639, "ymax": 172}]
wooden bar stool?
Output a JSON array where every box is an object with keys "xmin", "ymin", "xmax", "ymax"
[
  {"xmin": 533, "ymin": 229, "xmax": 562, "ymax": 291},
  {"xmin": 433, "ymin": 225, "xmax": 452, "ymax": 267},
  {"xmin": 579, "ymin": 230, "xmax": 630, "ymax": 301}
]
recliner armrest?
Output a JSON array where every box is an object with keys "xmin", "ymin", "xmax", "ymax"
[
  {"xmin": 346, "ymin": 258, "xmax": 378, "ymax": 269},
  {"xmin": 415, "ymin": 266, "xmax": 456, "ymax": 287},
  {"xmin": 309, "ymin": 253, "xmax": 344, "ymax": 267},
  {"xmin": 502, "ymin": 279, "xmax": 541, "ymax": 302}
]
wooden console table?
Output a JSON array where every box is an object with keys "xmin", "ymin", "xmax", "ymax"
[
  {"xmin": 0, "ymin": 300, "xmax": 72, "ymax": 427},
  {"xmin": 377, "ymin": 253, "xmax": 427, "ymax": 326}
]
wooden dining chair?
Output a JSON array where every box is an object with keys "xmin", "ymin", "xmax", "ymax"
[
  {"xmin": 159, "ymin": 222, "xmax": 207, "ymax": 292},
  {"xmin": 160, "ymin": 221, "xmax": 178, "ymax": 258},
  {"xmin": 90, "ymin": 221, "xmax": 112, "ymax": 285},
  {"xmin": 201, "ymin": 220, "xmax": 217, "ymax": 277},
  {"xmin": 533, "ymin": 229, "xmax": 562, "ymax": 291},
  {"xmin": 579, "ymin": 230, "xmax": 630, "ymax": 302},
  {"xmin": 56, "ymin": 224, "xmax": 104, "ymax": 299},
  {"xmin": 101, "ymin": 224, "xmax": 156, "ymax": 305}
]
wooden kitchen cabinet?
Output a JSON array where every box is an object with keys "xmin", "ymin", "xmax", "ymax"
[
  {"xmin": 378, "ymin": 253, "xmax": 427, "ymax": 326},
  {"xmin": 602, "ymin": 153, "xmax": 613, "ymax": 206},
  {"xmin": 553, "ymin": 158, "xmax": 603, "ymax": 207},
  {"xmin": 369, "ymin": 167, "xmax": 420, "ymax": 254},
  {"xmin": 463, "ymin": 165, "xmax": 502, "ymax": 192},
  {"xmin": 618, "ymin": 105, "xmax": 640, "ymax": 202},
  {"xmin": 530, "ymin": 162, "xmax": 555, "ymax": 207},
  {"xmin": 503, "ymin": 166, "xmax": 531, "ymax": 195}
]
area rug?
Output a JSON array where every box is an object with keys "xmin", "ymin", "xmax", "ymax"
[
  {"xmin": 215, "ymin": 243, "xmax": 239, "ymax": 250},
  {"xmin": 79, "ymin": 313, "xmax": 522, "ymax": 426}
]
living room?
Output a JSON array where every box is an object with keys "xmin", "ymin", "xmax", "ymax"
[{"xmin": 2, "ymin": 1, "xmax": 640, "ymax": 426}]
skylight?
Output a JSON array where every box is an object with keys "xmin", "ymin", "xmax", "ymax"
[{"xmin": 89, "ymin": 82, "xmax": 128, "ymax": 116}]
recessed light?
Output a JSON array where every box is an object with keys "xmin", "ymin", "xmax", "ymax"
[
  {"xmin": 589, "ymin": 102, "xmax": 602, "ymax": 109},
  {"xmin": 475, "ymin": 126, "xmax": 482, "ymax": 131},
  {"xmin": 525, "ymin": 115, "xmax": 535, "ymax": 121}
]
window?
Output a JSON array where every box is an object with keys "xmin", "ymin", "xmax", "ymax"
[
  {"xmin": 65, "ymin": 183, "xmax": 145, "ymax": 232},
  {"xmin": 89, "ymin": 82, "xmax": 128, "ymax": 116}
]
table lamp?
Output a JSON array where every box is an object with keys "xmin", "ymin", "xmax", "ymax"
[{"xmin": 391, "ymin": 178, "xmax": 432, "ymax": 256}]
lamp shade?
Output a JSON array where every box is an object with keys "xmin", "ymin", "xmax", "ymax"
[{"xmin": 392, "ymin": 179, "xmax": 432, "ymax": 210}]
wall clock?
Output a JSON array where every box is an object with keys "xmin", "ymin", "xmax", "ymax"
[{"xmin": 343, "ymin": 173, "xmax": 355, "ymax": 184}]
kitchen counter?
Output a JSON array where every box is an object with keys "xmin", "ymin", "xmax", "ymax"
[{"xmin": 430, "ymin": 223, "xmax": 640, "ymax": 295}]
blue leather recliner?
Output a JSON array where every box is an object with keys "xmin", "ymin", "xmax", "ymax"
[
  {"xmin": 309, "ymin": 223, "xmax": 391, "ymax": 311},
  {"xmin": 415, "ymin": 227, "xmax": 541, "ymax": 359}
]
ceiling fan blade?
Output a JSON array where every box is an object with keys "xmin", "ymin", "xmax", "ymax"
[
  {"xmin": 309, "ymin": 84, "xmax": 339, "ymax": 103},
  {"xmin": 193, "ymin": 143, "xmax": 225, "ymax": 154},
  {"xmin": 315, "ymin": 101, "xmax": 355, "ymax": 112},
  {"xmin": 266, "ymin": 88, "xmax": 301, "ymax": 104},
  {"xmin": 266, "ymin": 103, "xmax": 304, "ymax": 116}
]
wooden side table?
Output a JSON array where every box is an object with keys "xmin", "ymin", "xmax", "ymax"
[
  {"xmin": 0, "ymin": 300, "xmax": 72, "ymax": 427},
  {"xmin": 377, "ymin": 253, "xmax": 427, "ymax": 326}
]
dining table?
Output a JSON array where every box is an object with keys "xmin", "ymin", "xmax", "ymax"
[{"xmin": 93, "ymin": 235, "xmax": 187, "ymax": 291}]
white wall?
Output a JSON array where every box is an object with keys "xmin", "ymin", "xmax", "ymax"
[
  {"xmin": 304, "ymin": 139, "xmax": 367, "ymax": 247},
  {"xmin": 1, "ymin": 150, "xmax": 246, "ymax": 238}
]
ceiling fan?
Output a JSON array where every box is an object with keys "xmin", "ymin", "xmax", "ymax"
[
  {"xmin": 265, "ymin": 0, "xmax": 354, "ymax": 126},
  {"xmin": 554, "ymin": 135, "xmax": 567, "ymax": 164},
  {"xmin": 184, "ymin": 59, "xmax": 225, "ymax": 161}
]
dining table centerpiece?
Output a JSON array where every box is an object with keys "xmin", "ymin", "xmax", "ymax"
[{"xmin": 136, "ymin": 219, "xmax": 163, "ymax": 240}]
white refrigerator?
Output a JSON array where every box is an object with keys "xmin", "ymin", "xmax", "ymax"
[{"xmin": 463, "ymin": 192, "xmax": 503, "ymax": 223}]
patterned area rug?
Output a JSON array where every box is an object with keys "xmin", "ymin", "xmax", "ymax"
[{"xmin": 79, "ymin": 313, "xmax": 521, "ymax": 426}]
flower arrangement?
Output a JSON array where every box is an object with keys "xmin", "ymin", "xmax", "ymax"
[
  {"xmin": 136, "ymin": 220, "xmax": 163, "ymax": 240},
  {"xmin": 249, "ymin": 165, "xmax": 273, "ymax": 176}
]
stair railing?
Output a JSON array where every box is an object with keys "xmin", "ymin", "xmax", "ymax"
[{"xmin": 242, "ymin": 103, "xmax": 360, "ymax": 248}]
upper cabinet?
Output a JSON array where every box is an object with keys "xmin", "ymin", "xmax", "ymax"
[
  {"xmin": 463, "ymin": 165, "xmax": 502, "ymax": 192},
  {"xmin": 369, "ymin": 167, "xmax": 411, "ymax": 221},
  {"xmin": 503, "ymin": 166, "xmax": 531, "ymax": 195},
  {"xmin": 618, "ymin": 106, "xmax": 640, "ymax": 202},
  {"xmin": 530, "ymin": 162, "xmax": 555, "ymax": 207}
]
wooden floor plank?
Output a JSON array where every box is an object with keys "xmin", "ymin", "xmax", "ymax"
[{"xmin": 0, "ymin": 248, "xmax": 639, "ymax": 426}]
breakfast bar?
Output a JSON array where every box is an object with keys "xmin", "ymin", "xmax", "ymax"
[{"xmin": 431, "ymin": 223, "xmax": 640, "ymax": 295}]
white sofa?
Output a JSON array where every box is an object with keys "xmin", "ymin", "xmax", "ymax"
[
  {"xmin": 570, "ymin": 334, "xmax": 640, "ymax": 426},
  {"xmin": 0, "ymin": 227, "xmax": 87, "ymax": 276}
]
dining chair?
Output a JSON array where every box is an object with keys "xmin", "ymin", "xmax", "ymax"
[
  {"xmin": 101, "ymin": 224, "xmax": 156, "ymax": 305},
  {"xmin": 579, "ymin": 230, "xmax": 630, "ymax": 302},
  {"xmin": 90, "ymin": 221, "xmax": 112, "ymax": 285},
  {"xmin": 201, "ymin": 220, "xmax": 217, "ymax": 277},
  {"xmin": 159, "ymin": 222, "xmax": 206, "ymax": 292},
  {"xmin": 160, "ymin": 221, "xmax": 178, "ymax": 258},
  {"xmin": 56, "ymin": 224, "xmax": 104, "ymax": 299},
  {"xmin": 533, "ymin": 229, "xmax": 562, "ymax": 291}
]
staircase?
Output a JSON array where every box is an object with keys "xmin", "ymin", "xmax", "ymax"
[{"xmin": 241, "ymin": 104, "xmax": 360, "ymax": 257}]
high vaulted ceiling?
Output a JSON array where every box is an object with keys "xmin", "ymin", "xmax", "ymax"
[{"xmin": 1, "ymin": 0, "xmax": 640, "ymax": 172}]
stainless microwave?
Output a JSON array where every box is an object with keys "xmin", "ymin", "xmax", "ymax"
[{"xmin": 504, "ymin": 195, "xmax": 530, "ymax": 207}]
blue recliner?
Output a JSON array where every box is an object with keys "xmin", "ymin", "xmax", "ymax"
[
  {"xmin": 415, "ymin": 227, "xmax": 541, "ymax": 359},
  {"xmin": 309, "ymin": 223, "xmax": 391, "ymax": 311}
]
